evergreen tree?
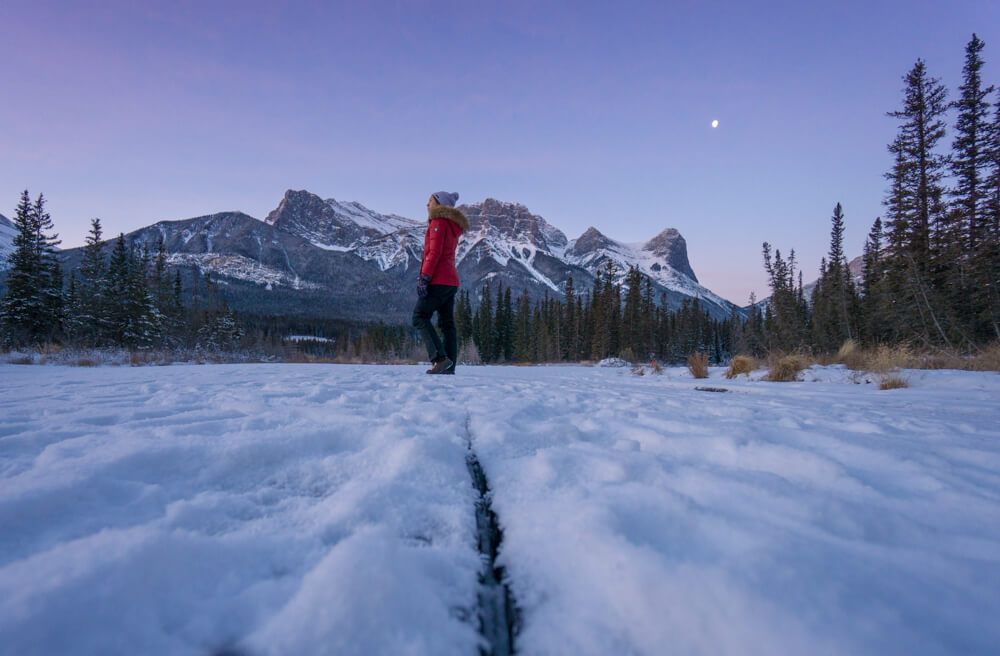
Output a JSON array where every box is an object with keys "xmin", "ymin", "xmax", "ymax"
[
  {"xmin": 951, "ymin": 35, "xmax": 994, "ymax": 252},
  {"xmin": 888, "ymin": 58, "xmax": 949, "ymax": 271},
  {"xmin": 860, "ymin": 217, "xmax": 889, "ymax": 343},
  {"xmin": 884, "ymin": 59, "xmax": 953, "ymax": 346},
  {"xmin": 562, "ymin": 276, "xmax": 576, "ymax": 360},
  {"xmin": 811, "ymin": 203, "xmax": 858, "ymax": 351},
  {"xmin": 501, "ymin": 287, "xmax": 514, "ymax": 361},
  {"xmin": 77, "ymin": 218, "xmax": 109, "ymax": 345},
  {"xmin": 0, "ymin": 191, "xmax": 62, "ymax": 345},
  {"xmin": 761, "ymin": 243, "xmax": 809, "ymax": 351}
]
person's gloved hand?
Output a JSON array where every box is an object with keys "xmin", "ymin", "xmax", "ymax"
[{"xmin": 417, "ymin": 273, "xmax": 432, "ymax": 298}]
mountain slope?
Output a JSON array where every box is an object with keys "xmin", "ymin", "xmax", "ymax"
[{"xmin": 0, "ymin": 213, "xmax": 15, "ymax": 271}]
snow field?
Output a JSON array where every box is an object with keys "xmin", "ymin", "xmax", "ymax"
[
  {"xmin": 1, "ymin": 363, "xmax": 999, "ymax": 655},
  {"xmin": 0, "ymin": 366, "xmax": 482, "ymax": 655}
]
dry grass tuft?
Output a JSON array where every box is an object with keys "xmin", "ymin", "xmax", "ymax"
[
  {"xmin": 836, "ymin": 339, "xmax": 868, "ymax": 370},
  {"xmin": 969, "ymin": 342, "xmax": 1000, "ymax": 372},
  {"xmin": 863, "ymin": 345, "xmax": 915, "ymax": 374},
  {"xmin": 70, "ymin": 358, "xmax": 98, "ymax": 367},
  {"xmin": 879, "ymin": 373, "xmax": 910, "ymax": 390},
  {"xmin": 724, "ymin": 354, "xmax": 755, "ymax": 379},
  {"xmin": 765, "ymin": 354, "xmax": 808, "ymax": 382},
  {"xmin": 687, "ymin": 352, "xmax": 709, "ymax": 379},
  {"xmin": 10, "ymin": 355, "xmax": 34, "ymax": 365}
]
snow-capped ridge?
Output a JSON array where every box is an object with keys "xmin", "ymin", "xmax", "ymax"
[{"xmin": 1, "ymin": 212, "xmax": 19, "ymax": 272}]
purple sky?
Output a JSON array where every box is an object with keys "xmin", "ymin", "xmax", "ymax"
[{"xmin": 2, "ymin": 0, "xmax": 998, "ymax": 303}]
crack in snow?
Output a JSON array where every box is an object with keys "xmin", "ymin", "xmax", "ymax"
[{"xmin": 464, "ymin": 414, "xmax": 520, "ymax": 656}]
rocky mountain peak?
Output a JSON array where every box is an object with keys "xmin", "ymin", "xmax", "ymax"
[
  {"xmin": 0, "ymin": 212, "xmax": 12, "ymax": 228},
  {"xmin": 460, "ymin": 199, "xmax": 568, "ymax": 252},
  {"xmin": 643, "ymin": 228, "xmax": 696, "ymax": 282},
  {"xmin": 569, "ymin": 226, "xmax": 616, "ymax": 257},
  {"xmin": 264, "ymin": 189, "xmax": 417, "ymax": 250}
]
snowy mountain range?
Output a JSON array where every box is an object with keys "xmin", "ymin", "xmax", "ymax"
[
  {"xmin": 60, "ymin": 190, "xmax": 741, "ymax": 321},
  {"xmin": 0, "ymin": 213, "xmax": 15, "ymax": 271}
]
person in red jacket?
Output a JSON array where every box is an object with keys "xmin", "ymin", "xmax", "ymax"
[{"xmin": 413, "ymin": 191, "xmax": 469, "ymax": 374}]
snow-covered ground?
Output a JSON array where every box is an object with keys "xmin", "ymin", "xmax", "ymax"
[{"xmin": 1, "ymin": 363, "xmax": 998, "ymax": 655}]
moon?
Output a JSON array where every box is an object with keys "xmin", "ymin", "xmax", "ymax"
[{"xmin": 711, "ymin": 119, "xmax": 719, "ymax": 128}]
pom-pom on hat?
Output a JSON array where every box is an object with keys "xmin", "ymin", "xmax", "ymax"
[{"xmin": 432, "ymin": 191, "xmax": 459, "ymax": 207}]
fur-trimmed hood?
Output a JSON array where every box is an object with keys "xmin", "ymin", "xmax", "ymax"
[{"xmin": 428, "ymin": 205, "xmax": 469, "ymax": 233}]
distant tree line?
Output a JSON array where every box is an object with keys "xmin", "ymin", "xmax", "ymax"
[{"xmin": 454, "ymin": 265, "xmax": 741, "ymax": 364}]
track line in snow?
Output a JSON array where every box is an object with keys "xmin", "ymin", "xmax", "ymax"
[{"xmin": 464, "ymin": 413, "xmax": 520, "ymax": 656}]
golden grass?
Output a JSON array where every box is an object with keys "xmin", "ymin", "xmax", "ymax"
[
  {"xmin": 724, "ymin": 354, "xmax": 755, "ymax": 379},
  {"xmin": 687, "ymin": 352, "xmax": 709, "ymax": 379},
  {"xmin": 970, "ymin": 342, "xmax": 1000, "ymax": 372},
  {"xmin": 865, "ymin": 345, "xmax": 917, "ymax": 373},
  {"xmin": 836, "ymin": 339, "xmax": 868, "ymax": 370},
  {"xmin": 765, "ymin": 354, "xmax": 808, "ymax": 382},
  {"xmin": 879, "ymin": 373, "xmax": 910, "ymax": 390}
]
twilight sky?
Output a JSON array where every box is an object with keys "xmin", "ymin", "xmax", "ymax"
[{"xmin": 2, "ymin": 0, "xmax": 998, "ymax": 303}]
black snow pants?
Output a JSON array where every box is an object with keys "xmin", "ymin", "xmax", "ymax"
[{"xmin": 412, "ymin": 284, "xmax": 458, "ymax": 365}]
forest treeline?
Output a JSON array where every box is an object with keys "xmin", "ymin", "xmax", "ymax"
[{"xmin": 1, "ymin": 35, "xmax": 998, "ymax": 362}]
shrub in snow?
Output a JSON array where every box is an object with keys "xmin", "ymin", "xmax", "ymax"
[
  {"xmin": 837, "ymin": 339, "xmax": 867, "ymax": 371},
  {"xmin": 687, "ymin": 352, "xmax": 709, "ymax": 379},
  {"xmin": 973, "ymin": 342, "xmax": 1000, "ymax": 372},
  {"xmin": 724, "ymin": 354, "xmax": 755, "ymax": 379},
  {"xmin": 597, "ymin": 357, "xmax": 628, "ymax": 368},
  {"xmin": 765, "ymin": 355, "xmax": 808, "ymax": 382},
  {"xmin": 879, "ymin": 373, "xmax": 910, "ymax": 390}
]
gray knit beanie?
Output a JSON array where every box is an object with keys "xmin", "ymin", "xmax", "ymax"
[{"xmin": 432, "ymin": 191, "xmax": 459, "ymax": 207}]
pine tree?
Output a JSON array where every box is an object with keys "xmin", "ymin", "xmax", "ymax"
[
  {"xmin": 75, "ymin": 218, "xmax": 110, "ymax": 345},
  {"xmin": 0, "ymin": 191, "xmax": 62, "ymax": 345},
  {"xmin": 501, "ymin": 287, "xmax": 514, "ymax": 361},
  {"xmin": 884, "ymin": 59, "xmax": 953, "ymax": 346},
  {"xmin": 888, "ymin": 59, "xmax": 949, "ymax": 271},
  {"xmin": 860, "ymin": 217, "xmax": 888, "ymax": 343},
  {"xmin": 811, "ymin": 203, "xmax": 858, "ymax": 351},
  {"xmin": 762, "ymin": 243, "xmax": 809, "ymax": 351},
  {"xmin": 562, "ymin": 276, "xmax": 576, "ymax": 360}
]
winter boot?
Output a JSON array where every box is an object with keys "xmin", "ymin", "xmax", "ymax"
[{"xmin": 426, "ymin": 357, "xmax": 454, "ymax": 375}]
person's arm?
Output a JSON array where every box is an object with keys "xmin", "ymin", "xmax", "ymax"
[{"xmin": 420, "ymin": 218, "xmax": 445, "ymax": 278}]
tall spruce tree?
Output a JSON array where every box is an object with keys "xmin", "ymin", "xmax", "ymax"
[
  {"xmin": 884, "ymin": 59, "xmax": 953, "ymax": 345},
  {"xmin": 811, "ymin": 203, "xmax": 858, "ymax": 351},
  {"xmin": 888, "ymin": 59, "xmax": 949, "ymax": 271},
  {"xmin": 77, "ymin": 218, "xmax": 110, "ymax": 345},
  {"xmin": 951, "ymin": 35, "xmax": 994, "ymax": 251},
  {"xmin": 0, "ymin": 191, "xmax": 62, "ymax": 345}
]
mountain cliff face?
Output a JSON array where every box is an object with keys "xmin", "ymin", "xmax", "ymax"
[
  {"xmin": 59, "ymin": 190, "xmax": 740, "ymax": 321},
  {"xmin": 0, "ymin": 213, "xmax": 16, "ymax": 272}
]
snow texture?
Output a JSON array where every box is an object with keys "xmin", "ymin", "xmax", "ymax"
[{"xmin": 2, "ymin": 364, "xmax": 999, "ymax": 655}]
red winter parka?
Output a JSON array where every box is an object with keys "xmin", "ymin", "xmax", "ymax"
[{"xmin": 420, "ymin": 205, "xmax": 470, "ymax": 286}]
